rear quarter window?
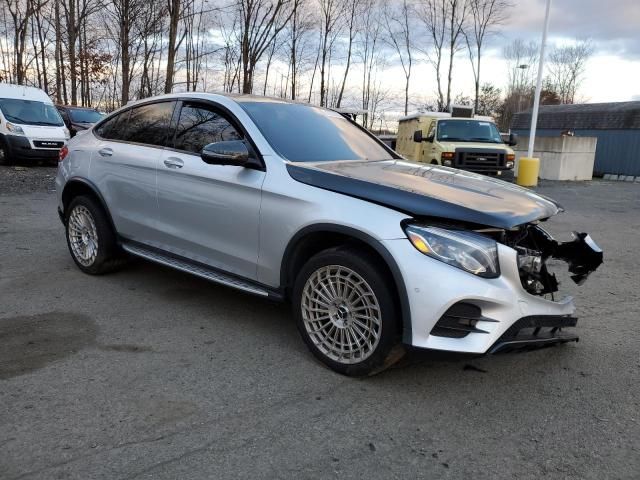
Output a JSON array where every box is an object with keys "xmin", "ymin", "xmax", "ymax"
[
  {"xmin": 121, "ymin": 102, "xmax": 175, "ymax": 146},
  {"xmin": 95, "ymin": 110, "xmax": 130, "ymax": 140}
]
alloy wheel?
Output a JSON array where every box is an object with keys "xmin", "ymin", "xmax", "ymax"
[
  {"xmin": 67, "ymin": 205, "xmax": 99, "ymax": 267},
  {"xmin": 301, "ymin": 265, "xmax": 382, "ymax": 364}
]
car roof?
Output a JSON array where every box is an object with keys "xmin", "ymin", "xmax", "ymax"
[
  {"xmin": 0, "ymin": 83, "xmax": 53, "ymax": 103},
  {"xmin": 125, "ymin": 91, "xmax": 314, "ymax": 108}
]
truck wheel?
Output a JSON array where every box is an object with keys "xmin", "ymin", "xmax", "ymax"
[
  {"xmin": 430, "ymin": 159, "xmax": 438, "ymax": 165},
  {"xmin": 292, "ymin": 247, "xmax": 401, "ymax": 376},
  {"xmin": 65, "ymin": 195, "xmax": 125, "ymax": 275},
  {"xmin": 0, "ymin": 143, "xmax": 10, "ymax": 165}
]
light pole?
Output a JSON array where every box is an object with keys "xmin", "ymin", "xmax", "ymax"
[
  {"xmin": 527, "ymin": 0, "xmax": 552, "ymax": 158},
  {"xmin": 517, "ymin": 64, "xmax": 529, "ymax": 113}
]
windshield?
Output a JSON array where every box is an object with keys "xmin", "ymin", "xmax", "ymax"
[
  {"xmin": 69, "ymin": 108, "xmax": 104, "ymax": 123},
  {"xmin": 239, "ymin": 102, "xmax": 393, "ymax": 162},
  {"xmin": 0, "ymin": 98, "xmax": 64, "ymax": 126},
  {"xmin": 437, "ymin": 119, "xmax": 503, "ymax": 143}
]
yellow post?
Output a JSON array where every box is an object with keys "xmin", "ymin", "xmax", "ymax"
[{"xmin": 517, "ymin": 157, "xmax": 540, "ymax": 187}]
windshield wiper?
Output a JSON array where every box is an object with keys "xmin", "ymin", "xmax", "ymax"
[
  {"xmin": 2, "ymin": 115, "xmax": 61, "ymax": 126},
  {"xmin": 4, "ymin": 114, "xmax": 30, "ymax": 124}
]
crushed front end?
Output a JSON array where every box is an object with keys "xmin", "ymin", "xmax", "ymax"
[
  {"xmin": 475, "ymin": 223, "xmax": 603, "ymax": 353},
  {"xmin": 384, "ymin": 220, "xmax": 603, "ymax": 355}
]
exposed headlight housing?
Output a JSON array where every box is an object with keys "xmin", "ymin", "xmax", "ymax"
[
  {"xmin": 6, "ymin": 122, "xmax": 25, "ymax": 135},
  {"xmin": 404, "ymin": 225, "xmax": 500, "ymax": 278}
]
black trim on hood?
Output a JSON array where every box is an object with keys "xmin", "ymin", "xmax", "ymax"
[{"xmin": 286, "ymin": 160, "xmax": 562, "ymax": 229}]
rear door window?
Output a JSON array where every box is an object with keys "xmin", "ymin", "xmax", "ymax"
[
  {"xmin": 121, "ymin": 102, "xmax": 175, "ymax": 146},
  {"xmin": 172, "ymin": 103, "xmax": 242, "ymax": 154}
]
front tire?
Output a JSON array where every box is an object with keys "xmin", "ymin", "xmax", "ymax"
[
  {"xmin": 65, "ymin": 196, "xmax": 124, "ymax": 274},
  {"xmin": 292, "ymin": 247, "xmax": 401, "ymax": 376},
  {"xmin": 0, "ymin": 143, "xmax": 10, "ymax": 165}
]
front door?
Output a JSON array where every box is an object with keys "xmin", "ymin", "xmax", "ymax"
[{"xmin": 155, "ymin": 101, "xmax": 265, "ymax": 280}]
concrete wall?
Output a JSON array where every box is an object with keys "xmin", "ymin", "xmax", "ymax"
[
  {"xmin": 513, "ymin": 128, "xmax": 640, "ymax": 176},
  {"xmin": 514, "ymin": 136, "xmax": 597, "ymax": 181}
]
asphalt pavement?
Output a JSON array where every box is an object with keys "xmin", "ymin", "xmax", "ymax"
[{"xmin": 1, "ymin": 168, "xmax": 639, "ymax": 479}]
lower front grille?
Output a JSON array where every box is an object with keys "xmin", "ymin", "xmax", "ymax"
[{"xmin": 489, "ymin": 315, "xmax": 578, "ymax": 353}]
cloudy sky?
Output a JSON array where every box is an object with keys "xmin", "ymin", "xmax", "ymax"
[{"xmin": 376, "ymin": 0, "xmax": 640, "ymax": 110}]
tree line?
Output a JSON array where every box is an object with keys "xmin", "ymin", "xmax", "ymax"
[{"xmin": 0, "ymin": 0, "xmax": 593, "ymax": 131}]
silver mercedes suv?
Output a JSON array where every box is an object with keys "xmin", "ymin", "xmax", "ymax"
[{"xmin": 56, "ymin": 93, "xmax": 602, "ymax": 376}]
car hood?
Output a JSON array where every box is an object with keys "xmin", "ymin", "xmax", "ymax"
[
  {"xmin": 15, "ymin": 124, "xmax": 68, "ymax": 141},
  {"xmin": 286, "ymin": 159, "xmax": 562, "ymax": 229}
]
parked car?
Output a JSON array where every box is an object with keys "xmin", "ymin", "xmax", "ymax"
[
  {"xmin": 396, "ymin": 106, "xmax": 517, "ymax": 176},
  {"xmin": 56, "ymin": 93, "xmax": 603, "ymax": 376},
  {"xmin": 0, "ymin": 83, "xmax": 69, "ymax": 165},
  {"xmin": 56, "ymin": 105, "xmax": 104, "ymax": 137}
]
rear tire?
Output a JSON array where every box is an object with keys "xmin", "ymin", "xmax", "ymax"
[
  {"xmin": 292, "ymin": 247, "xmax": 401, "ymax": 376},
  {"xmin": 65, "ymin": 195, "xmax": 125, "ymax": 274}
]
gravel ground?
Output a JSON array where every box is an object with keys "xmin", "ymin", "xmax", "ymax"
[
  {"xmin": 0, "ymin": 173, "xmax": 639, "ymax": 479},
  {"xmin": 0, "ymin": 165, "xmax": 57, "ymax": 196}
]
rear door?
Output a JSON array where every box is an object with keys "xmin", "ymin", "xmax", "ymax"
[
  {"xmin": 156, "ymin": 100, "xmax": 265, "ymax": 280},
  {"xmin": 91, "ymin": 101, "xmax": 175, "ymax": 243}
]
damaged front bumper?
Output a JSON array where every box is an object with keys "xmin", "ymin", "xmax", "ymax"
[{"xmin": 382, "ymin": 227, "xmax": 603, "ymax": 354}]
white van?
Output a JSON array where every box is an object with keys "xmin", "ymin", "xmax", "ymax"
[{"xmin": 0, "ymin": 83, "xmax": 69, "ymax": 164}]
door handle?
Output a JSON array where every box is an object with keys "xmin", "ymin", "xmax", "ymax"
[
  {"xmin": 98, "ymin": 148, "xmax": 113, "ymax": 157},
  {"xmin": 163, "ymin": 157, "xmax": 184, "ymax": 169}
]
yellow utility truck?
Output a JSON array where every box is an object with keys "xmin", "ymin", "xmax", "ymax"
[{"xmin": 396, "ymin": 106, "xmax": 517, "ymax": 175}]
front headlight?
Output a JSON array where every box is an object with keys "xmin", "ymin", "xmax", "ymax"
[
  {"xmin": 404, "ymin": 225, "xmax": 500, "ymax": 278},
  {"xmin": 6, "ymin": 122, "xmax": 25, "ymax": 135}
]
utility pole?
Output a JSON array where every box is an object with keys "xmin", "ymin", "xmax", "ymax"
[{"xmin": 527, "ymin": 0, "xmax": 552, "ymax": 158}]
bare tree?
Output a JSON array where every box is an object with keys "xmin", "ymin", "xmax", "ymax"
[
  {"xmin": 463, "ymin": 0, "xmax": 510, "ymax": 112},
  {"xmin": 445, "ymin": 0, "xmax": 468, "ymax": 110},
  {"xmin": 236, "ymin": 0, "xmax": 294, "ymax": 94},
  {"xmin": 499, "ymin": 38, "xmax": 539, "ymax": 128},
  {"xmin": 335, "ymin": 0, "xmax": 361, "ymax": 108},
  {"xmin": 417, "ymin": 0, "xmax": 448, "ymax": 111},
  {"xmin": 285, "ymin": 0, "xmax": 313, "ymax": 100},
  {"xmin": 60, "ymin": 0, "xmax": 104, "ymax": 105},
  {"xmin": 3, "ymin": 0, "xmax": 37, "ymax": 84},
  {"xmin": 106, "ymin": 0, "xmax": 147, "ymax": 104},
  {"xmin": 357, "ymin": 0, "xmax": 384, "ymax": 123},
  {"xmin": 164, "ymin": 0, "xmax": 182, "ymax": 93},
  {"xmin": 503, "ymin": 38, "xmax": 538, "ymax": 94},
  {"xmin": 383, "ymin": 0, "xmax": 413, "ymax": 115},
  {"xmin": 318, "ymin": 0, "xmax": 344, "ymax": 106},
  {"xmin": 546, "ymin": 39, "xmax": 593, "ymax": 104}
]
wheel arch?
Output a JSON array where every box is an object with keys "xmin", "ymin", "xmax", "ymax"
[
  {"xmin": 61, "ymin": 178, "xmax": 117, "ymax": 234},
  {"xmin": 281, "ymin": 224, "xmax": 412, "ymax": 343}
]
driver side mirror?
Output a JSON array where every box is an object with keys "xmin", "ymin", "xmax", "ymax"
[
  {"xmin": 507, "ymin": 132, "xmax": 518, "ymax": 147},
  {"xmin": 200, "ymin": 140, "xmax": 261, "ymax": 169}
]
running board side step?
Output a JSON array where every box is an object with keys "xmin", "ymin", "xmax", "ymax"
[{"xmin": 122, "ymin": 242, "xmax": 270, "ymax": 297}]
